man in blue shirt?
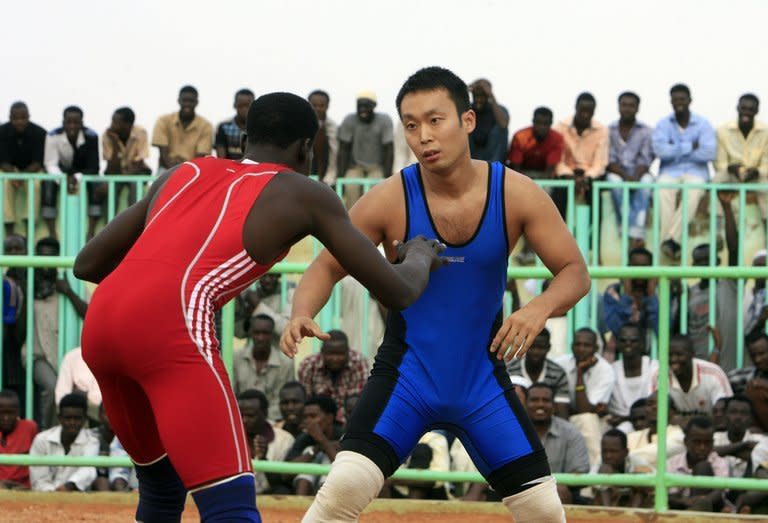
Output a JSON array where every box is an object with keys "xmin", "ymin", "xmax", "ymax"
[
  {"xmin": 652, "ymin": 84, "xmax": 716, "ymax": 260},
  {"xmin": 606, "ymin": 92, "xmax": 653, "ymax": 249}
]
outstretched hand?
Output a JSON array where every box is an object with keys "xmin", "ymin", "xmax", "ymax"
[
  {"xmin": 489, "ymin": 301, "xmax": 549, "ymax": 362},
  {"xmin": 393, "ymin": 235, "xmax": 447, "ymax": 271},
  {"xmin": 280, "ymin": 316, "xmax": 330, "ymax": 358}
]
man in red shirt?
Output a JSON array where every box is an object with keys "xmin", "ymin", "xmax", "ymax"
[
  {"xmin": 507, "ymin": 107, "xmax": 564, "ymax": 264},
  {"xmin": 0, "ymin": 390, "xmax": 38, "ymax": 489},
  {"xmin": 75, "ymin": 93, "xmax": 444, "ymax": 523}
]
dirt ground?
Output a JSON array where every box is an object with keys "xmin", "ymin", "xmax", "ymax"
[{"xmin": 0, "ymin": 492, "xmax": 765, "ymax": 523}]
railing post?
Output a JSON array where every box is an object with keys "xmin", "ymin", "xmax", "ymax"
[
  {"xmin": 654, "ymin": 276, "xmax": 671, "ymax": 512},
  {"xmin": 62, "ymin": 189, "xmax": 83, "ymax": 359},
  {"xmin": 574, "ymin": 204, "xmax": 591, "ymax": 330}
]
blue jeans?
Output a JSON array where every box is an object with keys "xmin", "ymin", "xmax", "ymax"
[{"xmin": 606, "ymin": 172, "xmax": 652, "ymax": 240}]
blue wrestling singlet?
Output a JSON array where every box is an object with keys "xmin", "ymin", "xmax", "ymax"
[{"xmin": 341, "ymin": 161, "xmax": 550, "ymax": 496}]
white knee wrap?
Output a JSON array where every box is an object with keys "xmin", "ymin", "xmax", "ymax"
[
  {"xmin": 302, "ymin": 451, "xmax": 385, "ymax": 523},
  {"xmin": 502, "ymin": 476, "xmax": 566, "ymax": 523}
]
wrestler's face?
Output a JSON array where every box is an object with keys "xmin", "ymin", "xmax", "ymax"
[{"xmin": 400, "ymin": 88, "xmax": 475, "ymax": 175}]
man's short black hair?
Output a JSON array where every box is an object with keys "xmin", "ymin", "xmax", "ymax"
[
  {"xmin": 114, "ymin": 107, "xmax": 135, "ymax": 126},
  {"xmin": 527, "ymin": 382, "xmax": 554, "ymax": 399},
  {"xmin": 305, "ymin": 395, "xmax": 337, "ymax": 416},
  {"xmin": 396, "ymin": 66, "xmax": 470, "ymax": 118},
  {"xmin": 59, "ymin": 392, "xmax": 87, "ymax": 413},
  {"xmin": 235, "ymin": 89, "xmax": 255, "ymax": 104},
  {"xmin": 576, "ymin": 92, "xmax": 596, "ymax": 106},
  {"xmin": 0, "ymin": 389, "xmax": 20, "ymax": 406},
  {"xmin": 179, "ymin": 85, "xmax": 198, "ymax": 97},
  {"xmin": 670, "ymin": 83, "xmax": 691, "ymax": 98},
  {"xmin": 619, "ymin": 321, "xmax": 647, "ymax": 338},
  {"xmin": 36, "ymin": 236, "xmax": 60, "ymax": 254},
  {"xmin": 308, "ymin": 90, "xmax": 330, "ymax": 103},
  {"xmin": 670, "ymin": 333, "xmax": 694, "ymax": 352},
  {"xmin": 10, "ymin": 101, "xmax": 28, "ymax": 113},
  {"xmin": 630, "ymin": 397, "xmax": 648, "ymax": 411},
  {"xmin": 533, "ymin": 107, "xmax": 553, "ymax": 120},
  {"xmin": 628, "ymin": 246, "xmax": 653, "ymax": 264},
  {"xmin": 747, "ymin": 331, "xmax": 768, "ymax": 346},
  {"xmin": 725, "ymin": 395, "xmax": 754, "ymax": 416},
  {"xmin": 740, "ymin": 93, "xmax": 760, "ymax": 106},
  {"xmin": 602, "ymin": 428, "xmax": 628, "ymax": 448},
  {"xmin": 618, "ymin": 91, "xmax": 640, "ymax": 105},
  {"xmin": 63, "ymin": 106, "xmax": 83, "ymax": 119},
  {"xmin": 575, "ymin": 326, "xmax": 598, "ymax": 343},
  {"xmin": 684, "ymin": 415, "xmax": 713, "ymax": 435},
  {"xmin": 280, "ymin": 380, "xmax": 307, "ymax": 399},
  {"xmin": 246, "ymin": 92, "xmax": 319, "ymax": 149},
  {"xmin": 325, "ymin": 329, "xmax": 348, "ymax": 344},
  {"xmin": 237, "ymin": 388, "xmax": 268, "ymax": 414},
  {"xmin": 251, "ymin": 313, "xmax": 275, "ymax": 328},
  {"xmin": 535, "ymin": 327, "xmax": 551, "ymax": 342}
]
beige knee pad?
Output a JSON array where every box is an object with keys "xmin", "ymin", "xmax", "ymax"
[
  {"xmin": 502, "ymin": 477, "xmax": 566, "ymax": 523},
  {"xmin": 302, "ymin": 451, "xmax": 385, "ymax": 523}
]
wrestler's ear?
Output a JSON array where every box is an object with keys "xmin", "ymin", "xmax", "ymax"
[{"xmin": 462, "ymin": 109, "xmax": 476, "ymax": 134}]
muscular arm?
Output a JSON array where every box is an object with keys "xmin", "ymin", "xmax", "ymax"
[{"xmin": 73, "ymin": 167, "xmax": 176, "ymax": 283}]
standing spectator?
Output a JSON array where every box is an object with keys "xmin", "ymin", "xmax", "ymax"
[
  {"xmin": 215, "ymin": 88, "xmax": 254, "ymax": 160},
  {"xmin": 468, "ymin": 78, "xmax": 509, "ymax": 163},
  {"xmin": 337, "ymin": 90, "xmax": 393, "ymax": 206},
  {"xmin": 552, "ymin": 92, "xmax": 609, "ymax": 216},
  {"xmin": 54, "ymin": 347, "xmax": 102, "ymax": 424},
  {"xmin": 606, "ymin": 92, "xmax": 654, "ymax": 248},
  {"xmin": 29, "ymin": 393, "xmax": 99, "ymax": 492},
  {"xmin": 648, "ymin": 333, "xmax": 733, "ymax": 421},
  {"xmin": 274, "ymin": 381, "xmax": 306, "ymax": 437},
  {"xmin": 592, "ymin": 429, "xmax": 653, "ymax": 508},
  {"xmin": 0, "ymin": 390, "xmax": 37, "ymax": 489},
  {"xmin": 507, "ymin": 107, "xmax": 564, "ymax": 264},
  {"xmin": 608, "ymin": 323, "xmax": 658, "ymax": 425},
  {"xmin": 0, "ymin": 102, "xmax": 46, "ymax": 236},
  {"xmin": 506, "ymin": 328, "xmax": 570, "ymax": 418},
  {"xmin": 237, "ymin": 389, "xmax": 294, "ymax": 494},
  {"xmin": 308, "ymin": 90, "xmax": 338, "ymax": 186},
  {"xmin": 43, "ymin": 106, "xmax": 101, "ymax": 239},
  {"xmin": 653, "ymin": 84, "xmax": 716, "ymax": 261},
  {"xmin": 103, "ymin": 107, "xmax": 151, "ymax": 210},
  {"xmin": 627, "ymin": 392, "xmax": 685, "ymax": 467},
  {"xmin": 731, "ymin": 333, "xmax": 768, "ymax": 431},
  {"xmin": 714, "ymin": 93, "xmax": 768, "ymax": 220},
  {"xmin": 603, "ymin": 247, "xmax": 659, "ymax": 337},
  {"xmin": 667, "ymin": 417, "xmax": 729, "ymax": 512},
  {"xmin": 287, "ymin": 396, "xmax": 343, "ymax": 495},
  {"xmin": 23, "ymin": 238, "xmax": 88, "ymax": 429},
  {"xmin": 151, "ymin": 85, "xmax": 213, "ymax": 171},
  {"xmin": 298, "ymin": 330, "xmax": 368, "ymax": 423},
  {"xmin": 232, "ymin": 314, "xmax": 295, "ymax": 420},
  {"xmin": 714, "ymin": 396, "xmax": 767, "ymax": 479}
]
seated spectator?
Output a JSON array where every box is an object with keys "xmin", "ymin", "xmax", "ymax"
[
  {"xmin": 552, "ymin": 92, "xmax": 609, "ymax": 216},
  {"xmin": 714, "ymin": 396, "xmax": 767, "ymax": 479},
  {"xmin": 0, "ymin": 390, "xmax": 37, "ymax": 489},
  {"xmin": 729, "ymin": 332, "xmax": 768, "ymax": 431},
  {"xmin": 468, "ymin": 78, "xmax": 509, "ymax": 163},
  {"xmin": 603, "ymin": 248, "xmax": 658, "ymax": 338},
  {"xmin": 54, "ymin": 347, "xmax": 101, "ymax": 424},
  {"xmin": 506, "ymin": 107, "xmax": 564, "ymax": 264},
  {"xmin": 151, "ymin": 85, "xmax": 213, "ymax": 172},
  {"xmin": 606, "ymin": 92, "xmax": 654, "ymax": 249},
  {"xmin": 29, "ymin": 393, "xmax": 99, "ymax": 492},
  {"xmin": 339, "ymin": 275, "xmax": 386, "ymax": 365},
  {"xmin": 24, "ymin": 239, "xmax": 89, "ymax": 429},
  {"xmin": 556, "ymin": 327, "xmax": 615, "ymax": 465},
  {"xmin": 608, "ymin": 323, "xmax": 658, "ymax": 426},
  {"xmin": 388, "ymin": 431, "xmax": 450, "ymax": 500},
  {"xmin": 619, "ymin": 398, "xmax": 649, "ymax": 434},
  {"xmin": 714, "ymin": 93, "xmax": 768, "ymax": 221},
  {"xmin": 43, "ymin": 105, "xmax": 101, "ymax": 239},
  {"xmin": 744, "ymin": 251, "xmax": 768, "ymax": 338},
  {"xmin": 653, "ymin": 83, "xmax": 716, "ymax": 261},
  {"xmin": 103, "ymin": 107, "xmax": 152, "ymax": 210},
  {"xmin": 343, "ymin": 393, "xmax": 359, "ymax": 426},
  {"xmin": 237, "ymin": 389, "xmax": 294, "ymax": 494},
  {"xmin": 735, "ymin": 439, "xmax": 768, "ymax": 513},
  {"xmin": 648, "ymin": 333, "xmax": 733, "ymax": 422},
  {"xmin": 287, "ymin": 396, "xmax": 343, "ymax": 495},
  {"xmin": 274, "ymin": 381, "xmax": 306, "ymax": 438},
  {"xmin": 592, "ymin": 429, "xmax": 653, "ymax": 508},
  {"xmin": 308, "ymin": 89, "xmax": 338, "ymax": 186},
  {"xmin": 233, "ymin": 314, "xmax": 295, "ymax": 420},
  {"xmin": 712, "ymin": 397, "xmax": 728, "ymax": 432},
  {"xmin": 298, "ymin": 330, "xmax": 369, "ymax": 423},
  {"xmin": 627, "ymin": 392, "xmax": 685, "ymax": 467},
  {"xmin": 90, "ymin": 403, "xmax": 129, "ymax": 492},
  {"xmin": 0, "ymin": 102, "xmax": 46, "ymax": 236},
  {"xmin": 667, "ymin": 417, "xmax": 729, "ymax": 512},
  {"xmin": 506, "ymin": 328, "xmax": 570, "ymax": 418},
  {"xmin": 235, "ymin": 273, "xmax": 292, "ymax": 342},
  {"xmin": 215, "ymin": 89, "xmax": 254, "ymax": 160}
]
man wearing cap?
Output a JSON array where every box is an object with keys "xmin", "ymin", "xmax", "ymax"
[{"xmin": 337, "ymin": 91, "xmax": 394, "ymax": 207}]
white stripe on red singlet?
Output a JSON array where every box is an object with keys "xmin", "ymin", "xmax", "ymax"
[{"xmin": 145, "ymin": 162, "xmax": 201, "ymax": 230}]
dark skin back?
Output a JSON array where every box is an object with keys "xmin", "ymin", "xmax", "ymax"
[{"xmin": 74, "ymin": 138, "xmax": 443, "ymax": 317}]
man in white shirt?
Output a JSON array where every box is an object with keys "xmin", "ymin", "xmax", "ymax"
[
  {"xmin": 609, "ymin": 323, "xmax": 658, "ymax": 424},
  {"xmin": 29, "ymin": 393, "xmax": 100, "ymax": 491},
  {"xmin": 648, "ymin": 333, "xmax": 733, "ymax": 422},
  {"xmin": 714, "ymin": 396, "xmax": 768, "ymax": 478},
  {"xmin": 627, "ymin": 392, "xmax": 685, "ymax": 468},
  {"xmin": 54, "ymin": 347, "xmax": 101, "ymax": 423}
]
